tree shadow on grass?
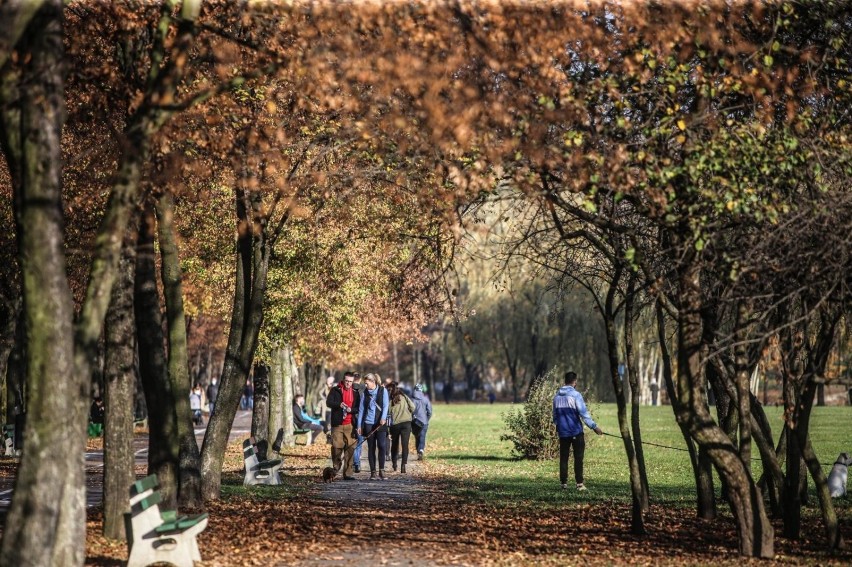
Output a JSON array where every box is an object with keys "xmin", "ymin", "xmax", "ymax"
[{"xmin": 439, "ymin": 454, "xmax": 517, "ymax": 462}]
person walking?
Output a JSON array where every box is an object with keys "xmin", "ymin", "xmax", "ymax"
[
  {"xmin": 357, "ymin": 373, "xmax": 389, "ymax": 480},
  {"xmin": 351, "ymin": 373, "xmax": 365, "ymax": 472},
  {"xmin": 411, "ymin": 383, "xmax": 432, "ymax": 460},
  {"xmin": 190, "ymin": 385, "xmax": 204, "ymax": 426},
  {"xmin": 552, "ymin": 371, "xmax": 603, "ymax": 490},
  {"xmin": 326, "ymin": 372, "xmax": 361, "ymax": 480},
  {"xmin": 241, "ymin": 379, "xmax": 254, "ymax": 410},
  {"xmin": 206, "ymin": 378, "xmax": 219, "ymax": 414},
  {"xmin": 649, "ymin": 378, "xmax": 660, "ymax": 406},
  {"xmin": 387, "ymin": 382, "xmax": 416, "ymax": 473}
]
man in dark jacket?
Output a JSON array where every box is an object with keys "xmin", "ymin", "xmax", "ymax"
[
  {"xmin": 206, "ymin": 378, "xmax": 219, "ymax": 414},
  {"xmin": 552, "ymin": 371, "xmax": 603, "ymax": 491},
  {"xmin": 326, "ymin": 371, "xmax": 361, "ymax": 480}
]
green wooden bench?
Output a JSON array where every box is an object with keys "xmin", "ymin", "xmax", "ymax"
[
  {"xmin": 126, "ymin": 475, "xmax": 208, "ymax": 567},
  {"xmin": 293, "ymin": 428, "xmax": 314, "ymax": 446},
  {"xmin": 2, "ymin": 424, "xmax": 14, "ymax": 456},
  {"xmin": 242, "ymin": 439, "xmax": 282, "ymax": 486}
]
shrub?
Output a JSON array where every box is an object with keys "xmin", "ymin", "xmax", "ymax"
[{"xmin": 500, "ymin": 372, "xmax": 562, "ymax": 460}]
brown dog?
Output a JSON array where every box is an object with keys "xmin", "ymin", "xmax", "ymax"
[{"xmin": 322, "ymin": 466, "xmax": 337, "ymax": 483}]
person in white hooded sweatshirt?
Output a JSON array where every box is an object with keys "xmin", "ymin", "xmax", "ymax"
[{"xmin": 552, "ymin": 371, "xmax": 603, "ymax": 490}]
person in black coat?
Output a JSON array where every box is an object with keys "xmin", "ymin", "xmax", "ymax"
[
  {"xmin": 326, "ymin": 372, "xmax": 361, "ymax": 480},
  {"xmin": 292, "ymin": 394, "xmax": 324, "ymax": 443}
]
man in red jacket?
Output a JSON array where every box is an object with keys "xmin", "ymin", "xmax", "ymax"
[{"xmin": 326, "ymin": 372, "xmax": 361, "ymax": 480}]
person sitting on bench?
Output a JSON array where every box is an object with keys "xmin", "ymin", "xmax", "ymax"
[{"xmin": 293, "ymin": 394, "xmax": 324, "ymax": 443}]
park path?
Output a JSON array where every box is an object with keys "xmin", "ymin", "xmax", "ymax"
[
  {"xmin": 293, "ymin": 450, "xmax": 462, "ymax": 567},
  {"xmin": 0, "ymin": 409, "xmax": 253, "ymax": 511}
]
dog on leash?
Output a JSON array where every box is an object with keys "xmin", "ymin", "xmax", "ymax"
[
  {"xmin": 322, "ymin": 466, "xmax": 337, "ymax": 483},
  {"xmin": 827, "ymin": 452, "xmax": 851, "ymax": 498}
]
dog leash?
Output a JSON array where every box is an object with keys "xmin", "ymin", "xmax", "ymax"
[{"xmin": 601, "ymin": 431, "xmax": 762, "ymax": 461}]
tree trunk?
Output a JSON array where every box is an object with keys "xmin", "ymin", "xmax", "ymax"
[
  {"xmin": 282, "ymin": 345, "xmax": 295, "ymax": 447},
  {"xmin": 602, "ymin": 268, "xmax": 645, "ymax": 535},
  {"xmin": 655, "ymin": 300, "xmax": 715, "ymax": 519},
  {"xmin": 675, "ymin": 255, "xmax": 773, "ymax": 558},
  {"xmin": 4, "ymin": 303, "xmax": 25, "ymax": 423},
  {"xmin": 782, "ymin": 314, "xmax": 843, "ymax": 549},
  {"xmin": 1, "ymin": 3, "xmax": 200, "ymax": 562},
  {"xmin": 0, "ymin": 297, "xmax": 20, "ymax": 423},
  {"xmin": 624, "ymin": 277, "xmax": 650, "ymax": 512},
  {"xmin": 751, "ymin": 394, "xmax": 784, "ymax": 518},
  {"xmin": 734, "ymin": 301, "xmax": 752, "ymax": 465},
  {"xmin": 156, "ymin": 190, "xmax": 203, "ymax": 510},
  {"xmin": 200, "ymin": 188, "xmax": 270, "ymax": 501},
  {"xmin": 392, "ymin": 340, "xmax": 400, "ymax": 382},
  {"xmin": 802, "ymin": 435, "xmax": 843, "ymax": 549},
  {"xmin": 135, "ymin": 206, "xmax": 179, "ymax": 509},
  {"xmin": 102, "ymin": 222, "xmax": 138, "ymax": 540},
  {"xmin": 251, "ymin": 362, "xmax": 270, "ymax": 456},
  {"xmin": 0, "ymin": 5, "xmax": 88, "ymax": 565},
  {"xmin": 268, "ymin": 345, "xmax": 285, "ymax": 446}
]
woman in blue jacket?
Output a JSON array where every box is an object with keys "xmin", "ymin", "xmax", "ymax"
[
  {"xmin": 552, "ymin": 371, "xmax": 603, "ymax": 490},
  {"xmin": 357, "ymin": 373, "xmax": 390, "ymax": 480}
]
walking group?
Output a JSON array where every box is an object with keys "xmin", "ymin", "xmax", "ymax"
[{"xmin": 326, "ymin": 371, "xmax": 432, "ymax": 480}]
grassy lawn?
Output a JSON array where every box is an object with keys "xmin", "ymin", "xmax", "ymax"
[{"xmin": 426, "ymin": 401, "xmax": 852, "ymax": 510}]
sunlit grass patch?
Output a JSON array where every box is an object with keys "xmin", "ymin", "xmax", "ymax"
[{"xmin": 426, "ymin": 401, "xmax": 852, "ymax": 512}]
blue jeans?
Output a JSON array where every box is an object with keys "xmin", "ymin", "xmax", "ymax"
[
  {"xmin": 412, "ymin": 420, "xmax": 429, "ymax": 453},
  {"xmin": 353, "ymin": 431, "xmax": 364, "ymax": 466}
]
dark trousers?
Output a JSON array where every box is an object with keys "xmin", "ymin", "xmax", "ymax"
[
  {"xmin": 390, "ymin": 421, "xmax": 412, "ymax": 467},
  {"xmin": 412, "ymin": 420, "xmax": 428, "ymax": 453},
  {"xmin": 559, "ymin": 434, "xmax": 586, "ymax": 484},
  {"xmin": 363, "ymin": 422, "xmax": 388, "ymax": 472}
]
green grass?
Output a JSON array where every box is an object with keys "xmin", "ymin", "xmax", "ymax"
[{"xmin": 427, "ymin": 402, "xmax": 852, "ymax": 510}]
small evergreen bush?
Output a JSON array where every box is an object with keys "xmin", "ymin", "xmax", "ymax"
[{"xmin": 501, "ymin": 371, "xmax": 561, "ymax": 460}]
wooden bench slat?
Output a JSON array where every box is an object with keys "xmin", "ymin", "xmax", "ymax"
[
  {"xmin": 130, "ymin": 474, "xmax": 159, "ymax": 497},
  {"xmin": 154, "ymin": 513, "xmax": 208, "ymax": 535}
]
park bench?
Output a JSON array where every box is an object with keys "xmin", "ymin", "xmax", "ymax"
[
  {"xmin": 126, "ymin": 474, "xmax": 208, "ymax": 567},
  {"xmin": 3, "ymin": 424, "xmax": 14, "ymax": 456},
  {"xmin": 242, "ymin": 438, "xmax": 282, "ymax": 486},
  {"xmin": 293, "ymin": 428, "xmax": 314, "ymax": 446}
]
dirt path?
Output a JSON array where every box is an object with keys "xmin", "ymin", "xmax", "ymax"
[{"xmin": 295, "ymin": 451, "xmax": 470, "ymax": 567}]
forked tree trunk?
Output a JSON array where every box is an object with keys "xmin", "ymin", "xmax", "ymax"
[
  {"xmin": 136, "ymin": 206, "xmax": 180, "ymax": 509},
  {"xmin": 624, "ymin": 277, "xmax": 650, "ymax": 512},
  {"xmin": 675, "ymin": 257, "xmax": 773, "ymax": 558},
  {"xmin": 602, "ymin": 268, "xmax": 645, "ymax": 535},
  {"xmin": 200, "ymin": 188, "xmax": 269, "ymax": 501},
  {"xmin": 656, "ymin": 300, "xmax": 716, "ymax": 519},
  {"xmin": 157, "ymin": 191, "xmax": 202, "ymax": 510},
  {"xmin": 102, "ymin": 223, "xmax": 138, "ymax": 540}
]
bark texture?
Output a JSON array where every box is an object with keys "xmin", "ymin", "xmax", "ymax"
[
  {"xmin": 102, "ymin": 227, "xmax": 138, "ymax": 540},
  {"xmin": 157, "ymin": 191, "xmax": 202, "ymax": 510},
  {"xmin": 0, "ymin": 3, "xmax": 86, "ymax": 564},
  {"xmin": 135, "ymin": 206, "xmax": 179, "ymax": 509},
  {"xmin": 200, "ymin": 188, "xmax": 270, "ymax": 500}
]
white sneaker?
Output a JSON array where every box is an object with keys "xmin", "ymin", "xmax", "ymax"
[
  {"xmin": 561, "ymin": 483, "xmax": 568, "ymax": 490},
  {"xmin": 576, "ymin": 483, "xmax": 587, "ymax": 491}
]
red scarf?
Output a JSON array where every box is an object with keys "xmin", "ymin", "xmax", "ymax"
[{"xmin": 341, "ymin": 385, "xmax": 354, "ymax": 425}]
